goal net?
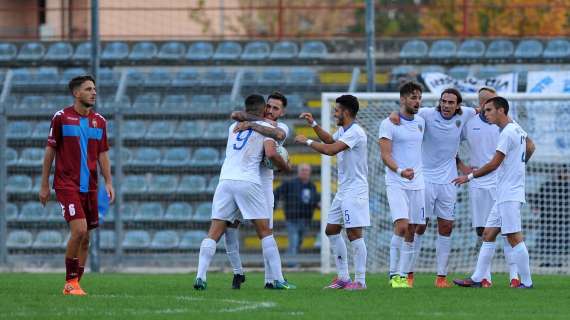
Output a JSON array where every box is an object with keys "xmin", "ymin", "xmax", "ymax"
[{"xmin": 320, "ymin": 92, "xmax": 570, "ymax": 275}]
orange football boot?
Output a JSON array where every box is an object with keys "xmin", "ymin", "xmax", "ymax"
[
  {"xmin": 435, "ymin": 276, "xmax": 451, "ymax": 288},
  {"xmin": 62, "ymin": 279, "xmax": 87, "ymax": 296}
]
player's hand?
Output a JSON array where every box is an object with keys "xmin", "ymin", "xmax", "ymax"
[
  {"xmin": 389, "ymin": 111, "xmax": 401, "ymax": 125},
  {"xmin": 299, "ymin": 112, "xmax": 314, "ymax": 125},
  {"xmin": 452, "ymin": 175, "xmax": 469, "ymax": 186},
  {"xmin": 295, "ymin": 134, "xmax": 308, "ymax": 144},
  {"xmin": 105, "ymin": 182, "xmax": 115, "ymax": 204},
  {"xmin": 233, "ymin": 121, "xmax": 251, "ymax": 133},
  {"xmin": 460, "ymin": 166, "xmax": 475, "ymax": 175},
  {"xmin": 401, "ymin": 168, "xmax": 414, "ymax": 180},
  {"xmin": 39, "ymin": 185, "xmax": 50, "ymax": 207}
]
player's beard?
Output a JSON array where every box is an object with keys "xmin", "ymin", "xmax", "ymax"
[
  {"xmin": 405, "ymin": 104, "xmax": 418, "ymax": 114},
  {"xmin": 80, "ymin": 98, "xmax": 95, "ymax": 109},
  {"xmin": 336, "ymin": 113, "xmax": 344, "ymax": 126}
]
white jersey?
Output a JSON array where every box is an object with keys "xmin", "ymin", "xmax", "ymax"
[
  {"xmin": 260, "ymin": 122, "xmax": 289, "ymax": 183},
  {"xmin": 378, "ymin": 115, "xmax": 425, "ymax": 190},
  {"xmin": 495, "ymin": 122, "xmax": 527, "ymax": 204},
  {"xmin": 332, "ymin": 123, "xmax": 369, "ymax": 195},
  {"xmin": 419, "ymin": 106, "xmax": 477, "ymax": 184},
  {"xmin": 461, "ymin": 113, "xmax": 500, "ymax": 189},
  {"xmin": 219, "ymin": 121, "xmax": 272, "ymax": 185}
]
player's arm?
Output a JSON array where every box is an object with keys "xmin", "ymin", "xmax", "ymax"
[
  {"xmin": 231, "ymin": 111, "xmax": 277, "ymax": 126},
  {"xmin": 264, "ymin": 140, "xmax": 291, "ymax": 172},
  {"xmin": 456, "ymin": 155, "xmax": 473, "ymax": 175},
  {"xmin": 525, "ymin": 136, "xmax": 536, "ymax": 163},
  {"xmin": 299, "ymin": 112, "xmax": 334, "ymax": 144},
  {"xmin": 98, "ymin": 151, "xmax": 115, "ymax": 203},
  {"xmin": 234, "ymin": 121, "xmax": 285, "ymax": 141},
  {"xmin": 295, "ymin": 134, "xmax": 348, "ymax": 156},
  {"xmin": 453, "ymin": 151, "xmax": 505, "ymax": 185},
  {"xmin": 378, "ymin": 138, "xmax": 414, "ymax": 180},
  {"xmin": 39, "ymin": 146, "xmax": 56, "ymax": 206}
]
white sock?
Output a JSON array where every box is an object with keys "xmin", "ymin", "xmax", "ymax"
[
  {"xmin": 512, "ymin": 242, "xmax": 532, "ymax": 286},
  {"xmin": 436, "ymin": 234, "xmax": 451, "ymax": 276},
  {"xmin": 351, "ymin": 238, "xmax": 367, "ymax": 285},
  {"xmin": 472, "ymin": 242, "xmax": 496, "ymax": 282},
  {"xmin": 197, "ymin": 238, "xmax": 217, "ymax": 281},
  {"xmin": 223, "ymin": 228, "xmax": 243, "ymax": 275},
  {"xmin": 328, "ymin": 234, "xmax": 350, "ymax": 281},
  {"xmin": 399, "ymin": 241, "xmax": 415, "ymax": 277},
  {"xmin": 476, "ymin": 236, "xmax": 492, "ymax": 281},
  {"xmin": 389, "ymin": 235, "xmax": 403, "ymax": 277},
  {"xmin": 264, "ymin": 256, "xmax": 273, "ymax": 284},
  {"xmin": 410, "ymin": 233, "xmax": 422, "ymax": 273},
  {"xmin": 503, "ymin": 237, "xmax": 518, "ymax": 280},
  {"xmin": 261, "ymin": 235, "xmax": 284, "ymax": 283}
]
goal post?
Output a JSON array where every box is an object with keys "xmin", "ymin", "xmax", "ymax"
[{"xmin": 320, "ymin": 92, "xmax": 570, "ymax": 274}]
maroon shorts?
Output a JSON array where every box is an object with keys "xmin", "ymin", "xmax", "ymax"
[{"xmin": 55, "ymin": 190, "xmax": 99, "ymax": 230}]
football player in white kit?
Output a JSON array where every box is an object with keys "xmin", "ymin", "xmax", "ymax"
[
  {"xmin": 295, "ymin": 95, "xmax": 370, "ymax": 290},
  {"xmin": 459, "ymin": 87, "xmax": 519, "ymax": 287},
  {"xmin": 224, "ymin": 92, "xmax": 291, "ymax": 289},
  {"xmin": 379, "ymin": 81, "xmax": 426, "ymax": 288},
  {"xmin": 453, "ymin": 96, "xmax": 535, "ymax": 289},
  {"xmin": 194, "ymin": 94, "xmax": 295, "ymax": 290}
]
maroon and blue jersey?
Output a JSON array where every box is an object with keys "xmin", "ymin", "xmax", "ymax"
[{"xmin": 47, "ymin": 106, "xmax": 109, "ymax": 192}]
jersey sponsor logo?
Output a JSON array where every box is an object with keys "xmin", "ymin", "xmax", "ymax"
[
  {"xmin": 473, "ymin": 127, "xmax": 481, "ymax": 130},
  {"xmin": 456, "ymin": 120, "xmax": 461, "ymax": 128},
  {"xmin": 67, "ymin": 116, "xmax": 79, "ymax": 121}
]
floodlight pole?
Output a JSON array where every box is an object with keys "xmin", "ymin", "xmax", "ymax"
[{"xmin": 365, "ymin": 0, "xmax": 376, "ymax": 92}]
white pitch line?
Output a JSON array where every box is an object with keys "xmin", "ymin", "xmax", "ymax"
[{"xmin": 176, "ymin": 296, "xmax": 277, "ymax": 313}]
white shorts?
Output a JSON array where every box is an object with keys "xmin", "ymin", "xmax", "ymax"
[
  {"xmin": 425, "ymin": 182, "xmax": 457, "ymax": 221},
  {"xmin": 211, "ymin": 180, "xmax": 269, "ymax": 222},
  {"xmin": 386, "ymin": 185, "xmax": 426, "ymax": 225},
  {"xmin": 262, "ymin": 180, "xmax": 275, "ymax": 229},
  {"xmin": 485, "ymin": 201, "xmax": 523, "ymax": 235},
  {"xmin": 469, "ymin": 186, "xmax": 496, "ymax": 228},
  {"xmin": 328, "ymin": 192, "xmax": 370, "ymax": 228}
]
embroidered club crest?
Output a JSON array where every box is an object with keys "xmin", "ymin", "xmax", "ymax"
[
  {"xmin": 92, "ymin": 119, "xmax": 97, "ymax": 128},
  {"xmin": 418, "ymin": 124, "xmax": 423, "ymax": 132},
  {"xmin": 455, "ymin": 120, "xmax": 461, "ymax": 128}
]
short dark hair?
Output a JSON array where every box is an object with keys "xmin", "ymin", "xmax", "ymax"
[
  {"xmin": 399, "ymin": 81, "xmax": 423, "ymax": 97},
  {"xmin": 267, "ymin": 91, "xmax": 287, "ymax": 108},
  {"xmin": 485, "ymin": 96, "xmax": 509, "ymax": 115},
  {"xmin": 68, "ymin": 75, "xmax": 95, "ymax": 94},
  {"xmin": 336, "ymin": 94, "xmax": 359, "ymax": 117},
  {"xmin": 244, "ymin": 94, "xmax": 266, "ymax": 115}
]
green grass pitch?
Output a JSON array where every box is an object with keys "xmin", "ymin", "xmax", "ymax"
[{"xmin": 1, "ymin": 272, "xmax": 569, "ymax": 319}]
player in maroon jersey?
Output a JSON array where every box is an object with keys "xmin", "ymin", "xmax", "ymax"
[{"xmin": 39, "ymin": 75, "xmax": 114, "ymax": 296}]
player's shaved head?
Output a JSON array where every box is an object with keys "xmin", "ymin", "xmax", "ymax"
[{"xmin": 244, "ymin": 94, "xmax": 266, "ymax": 116}]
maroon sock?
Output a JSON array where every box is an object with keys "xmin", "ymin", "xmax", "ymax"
[
  {"xmin": 78, "ymin": 266, "xmax": 85, "ymax": 281},
  {"xmin": 65, "ymin": 258, "xmax": 79, "ymax": 281}
]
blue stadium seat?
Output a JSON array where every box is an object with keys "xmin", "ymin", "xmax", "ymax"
[
  {"xmin": 543, "ymin": 39, "xmax": 570, "ymax": 59},
  {"xmin": 60, "ymin": 68, "xmax": 86, "ymax": 85},
  {"xmin": 102, "ymin": 96, "xmax": 130, "ymax": 110},
  {"xmin": 19, "ymin": 148, "xmax": 44, "ymax": 166},
  {"xmin": 299, "ymin": 41, "xmax": 327, "ymax": 59},
  {"xmin": 514, "ymin": 40, "xmax": 543, "ymax": 59},
  {"xmin": 72, "ymin": 42, "xmax": 92, "ymax": 61},
  {"xmin": 421, "ymin": 65, "xmax": 446, "ymax": 73},
  {"xmin": 391, "ymin": 65, "xmax": 415, "ymax": 76},
  {"xmin": 46, "ymin": 95, "xmax": 72, "ymax": 109},
  {"xmin": 190, "ymin": 95, "xmax": 216, "ymax": 110},
  {"xmin": 172, "ymin": 68, "xmax": 200, "ymax": 87},
  {"xmin": 457, "ymin": 39, "xmax": 485, "ymax": 58},
  {"xmin": 191, "ymin": 147, "xmax": 219, "ymax": 166},
  {"xmin": 7, "ymin": 231, "xmax": 33, "ymax": 249},
  {"xmin": 173, "ymin": 121, "xmax": 204, "ymax": 139},
  {"xmin": 45, "ymin": 42, "xmax": 73, "ymax": 61},
  {"xmin": 6, "ymin": 148, "xmax": 17, "ymax": 165},
  {"xmin": 129, "ymin": 41, "xmax": 157, "ymax": 60},
  {"xmin": 287, "ymin": 68, "xmax": 316, "ymax": 85},
  {"xmin": 103, "ymin": 206, "xmax": 115, "ymax": 222},
  {"xmin": 19, "ymin": 96, "xmax": 46, "ymax": 109},
  {"xmin": 145, "ymin": 68, "xmax": 172, "ymax": 86},
  {"xmin": 132, "ymin": 148, "xmax": 161, "ymax": 166},
  {"xmin": 17, "ymin": 42, "xmax": 45, "ymax": 60},
  {"xmin": 121, "ymin": 176, "xmax": 147, "ymax": 193},
  {"xmin": 120, "ymin": 202, "xmax": 138, "ymax": 220},
  {"xmin": 202, "ymin": 68, "xmax": 233, "ymax": 86},
  {"xmin": 157, "ymin": 41, "xmax": 186, "ymax": 60},
  {"xmin": 164, "ymin": 202, "xmax": 193, "ymax": 221},
  {"xmin": 400, "ymin": 40, "xmax": 428, "ymax": 59},
  {"xmin": 108, "ymin": 147, "xmax": 132, "ymax": 163},
  {"xmin": 19, "ymin": 202, "xmax": 45, "ymax": 221},
  {"xmin": 6, "ymin": 203, "xmax": 18, "ymax": 221},
  {"xmin": 260, "ymin": 68, "xmax": 286, "ymax": 86},
  {"xmin": 33, "ymin": 230, "xmax": 63, "ymax": 249},
  {"xmin": 45, "ymin": 202, "xmax": 63, "ymax": 221},
  {"xmin": 0, "ymin": 42, "xmax": 17, "ymax": 61},
  {"xmin": 286, "ymin": 94, "xmax": 304, "ymax": 111},
  {"xmin": 135, "ymin": 202, "xmax": 164, "ymax": 221},
  {"xmin": 428, "ymin": 40, "xmax": 457, "ymax": 59},
  {"xmin": 32, "ymin": 121, "xmax": 51, "ymax": 138},
  {"xmin": 485, "ymin": 39, "xmax": 514, "ymax": 58},
  {"xmin": 162, "ymin": 148, "xmax": 191, "ymax": 166},
  {"xmin": 161, "ymin": 94, "xmax": 189, "ymax": 110},
  {"xmin": 7, "ymin": 175, "xmax": 32, "ymax": 193},
  {"xmin": 448, "ymin": 66, "xmax": 470, "ymax": 79},
  {"xmin": 242, "ymin": 70, "xmax": 258, "ymax": 86},
  {"xmin": 31, "ymin": 67, "xmax": 59, "ymax": 86},
  {"xmin": 32, "ymin": 174, "xmax": 53, "ymax": 193},
  {"xmin": 186, "ymin": 42, "xmax": 214, "ymax": 61},
  {"xmin": 207, "ymin": 175, "xmax": 219, "ymax": 192},
  {"xmin": 203, "ymin": 121, "xmax": 229, "ymax": 139},
  {"xmin": 218, "ymin": 95, "xmax": 242, "ymax": 113},
  {"xmin": 148, "ymin": 175, "xmax": 178, "ymax": 193},
  {"xmin": 179, "ymin": 231, "xmax": 207, "ymax": 249},
  {"xmin": 125, "ymin": 69, "xmax": 145, "ymax": 86},
  {"xmin": 122, "ymin": 120, "xmax": 147, "ymax": 139},
  {"xmin": 193, "ymin": 202, "xmax": 212, "ymax": 222},
  {"xmin": 213, "ymin": 41, "xmax": 242, "ymax": 60},
  {"xmin": 476, "ymin": 66, "xmax": 499, "ymax": 79},
  {"xmin": 269, "ymin": 41, "xmax": 298, "ymax": 60},
  {"xmin": 146, "ymin": 121, "xmax": 176, "ymax": 139},
  {"xmin": 99, "ymin": 68, "xmax": 121, "ymax": 87},
  {"xmin": 178, "ymin": 175, "xmax": 207, "ymax": 193},
  {"xmin": 11, "ymin": 68, "xmax": 33, "ymax": 86},
  {"xmin": 241, "ymin": 41, "xmax": 270, "ymax": 60},
  {"xmin": 151, "ymin": 231, "xmax": 180, "ymax": 249},
  {"xmin": 7, "ymin": 121, "xmax": 33, "ymax": 138},
  {"xmin": 132, "ymin": 92, "xmax": 161, "ymax": 109},
  {"xmin": 101, "ymin": 41, "xmax": 129, "ymax": 60},
  {"xmin": 122, "ymin": 230, "xmax": 151, "ymax": 249},
  {"xmin": 100, "ymin": 230, "xmax": 116, "ymax": 250}
]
